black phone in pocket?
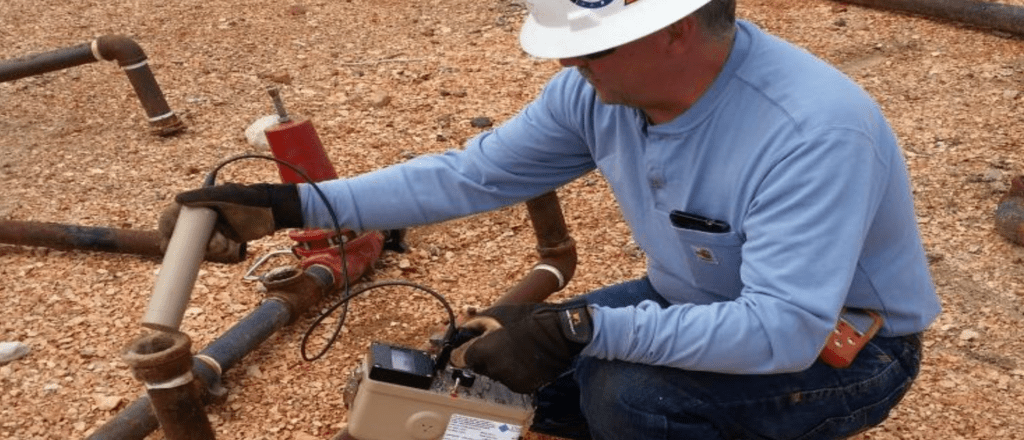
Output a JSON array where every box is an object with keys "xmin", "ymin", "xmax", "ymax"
[{"xmin": 670, "ymin": 210, "xmax": 730, "ymax": 233}]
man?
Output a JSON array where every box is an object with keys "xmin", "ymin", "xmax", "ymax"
[{"xmin": 165, "ymin": 0, "xmax": 941, "ymax": 438}]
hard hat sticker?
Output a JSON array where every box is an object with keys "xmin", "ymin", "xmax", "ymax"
[{"xmin": 570, "ymin": 0, "xmax": 616, "ymax": 8}]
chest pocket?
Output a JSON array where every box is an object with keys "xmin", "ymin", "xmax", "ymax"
[{"xmin": 672, "ymin": 227, "xmax": 745, "ymax": 299}]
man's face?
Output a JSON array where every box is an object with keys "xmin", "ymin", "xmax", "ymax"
[{"xmin": 558, "ymin": 29, "xmax": 672, "ymax": 108}]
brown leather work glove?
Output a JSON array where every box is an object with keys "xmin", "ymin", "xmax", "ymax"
[
  {"xmin": 159, "ymin": 183, "xmax": 304, "ymax": 244},
  {"xmin": 450, "ymin": 302, "xmax": 593, "ymax": 394}
]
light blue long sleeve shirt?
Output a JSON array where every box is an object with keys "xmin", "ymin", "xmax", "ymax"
[{"xmin": 299, "ymin": 21, "xmax": 941, "ymax": 373}]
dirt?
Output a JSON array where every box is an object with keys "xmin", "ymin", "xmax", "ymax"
[{"xmin": 1, "ymin": 0, "xmax": 1022, "ymax": 439}]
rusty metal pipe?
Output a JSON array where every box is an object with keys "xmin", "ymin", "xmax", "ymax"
[
  {"xmin": 90, "ymin": 299, "xmax": 292, "ymax": 440},
  {"xmin": 0, "ymin": 219, "xmax": 245, "ymax": 263},
  {"xmin": 0, "ymin": 34, "xmax": 184, "ymax": 135},
  {"xmin": 121, "ymin": 332, "xmax": 216, "ymax": 440},
  {"xmin": 833, "ymin": 0, "xmax": 1024, "ymax": 37},
  {"xmin": 995, "ymin": 176, "xmax": 1024, "ymax": 245},
  {"xmin": 0, "ymin": 43, "xmax": 96, "ymax": 79},
  {"xmin": 262, "ymin": 265, "xmax": 336, "ymax": 324},
  {"xmin": 493, "ymin": 191, "xmax": 577, "ymax": 306},
  {"xmin": 90, "ymin": 237, "xmax": 382, "ymax": 439}
]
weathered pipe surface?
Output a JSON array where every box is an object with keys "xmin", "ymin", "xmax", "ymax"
[
  {"xmin": 122, "ymin": 332, "xmax": 216, "ymax": 440},
  {"xmin": 834, "ymin": 0, "xmax": 1024, "ymax": 37},
  {"xmin": 89, "ymin": 300, "xmax": 292, "ymax": 440},
  {"xmin": 0, "ymin": 35, "xmax": 184, "ymax": 135},
  {"xmin": 494, "ymin": 191, "xmax": 578, "ymax": 306},
  {"xmin": 0, "ymin": 220, "xmax": 245, "ymax": 263},
  {"xmin": 0, "ymin": 220, "xmax": 161, "ymax": 255},
  {"xmin": 995, "ymin": 176, "xmax": 1024, "ymax": 245}
]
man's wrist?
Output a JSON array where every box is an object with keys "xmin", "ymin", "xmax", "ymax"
[
  {"xmin": 265, "ymin": 183, "xmax": 304, "ymax": 229},
  {"xmin": 554, "ymin": 304, "xmax": 593, "ymax": 346}
]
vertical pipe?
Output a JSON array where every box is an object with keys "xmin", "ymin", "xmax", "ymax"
[
  {"xmin": 122, "ymin": 332, "xmax": 216, "ymax": 440},
  {"xmin": 93, "ymin": 36, "xmax": 185, "ymax": 135},
  {"xmin": 493, "ymin": 191, "xmax": 577, "ymax": 306},
  {"xmin": 87, "ymin": 291, "xmax": 298, "ymax": 439}
]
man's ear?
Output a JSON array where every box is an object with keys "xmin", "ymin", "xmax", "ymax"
[{"xmin": 665, "ymin": 16, "xmax": 699, "ymax": 51}]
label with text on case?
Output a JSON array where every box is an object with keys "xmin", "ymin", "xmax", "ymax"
[{"xmin": 443, "ymin": 414, "xmax": 522, "ymax": 440}]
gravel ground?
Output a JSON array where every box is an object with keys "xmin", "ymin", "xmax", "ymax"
[{"xmin": 1, "ymin": 1, "xmax": 1023, "ymax": 439}]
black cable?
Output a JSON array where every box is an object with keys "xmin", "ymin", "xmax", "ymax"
[
  {"xmin": 202, "ymin": 153, "xmax": 353, "ymax": 360},
  {"xmin": 201, "ymin": 154, "xmax": 459, "ymax": 364},
  {"xmin": 299, "ymin": 280, "xmax": 458, "ymax": 364}
]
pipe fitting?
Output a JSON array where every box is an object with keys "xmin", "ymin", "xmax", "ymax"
[
  {"xmin": 123, "ymin": 332, "xmax": 194, "ymax": 384},
  {"xmin": 0, "ymin": 35, "xmax": 185, "ymax": 136},
  {"xmin": 93, "ymin": 35, "xmax": 185, "ymax": 136},
  {"xmin": 261, "ymin": 266, "xmax": 331, "ymax": 324},
  {"xmin": 122, "ymin": 332, "xmax": 216, "ymax": 440},
  {"xmin": 494, "ymin": 191, "xmax": 578, "ymax": 306}
]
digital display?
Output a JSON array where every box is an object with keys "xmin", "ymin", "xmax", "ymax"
[{"xmin": 390, "ymin": 349, "xmax": 414, "ymax": 372}]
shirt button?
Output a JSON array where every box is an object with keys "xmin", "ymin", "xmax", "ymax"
[{"xmin": 650, "ymin": 178, "xmax": 663, "ymax": 189}]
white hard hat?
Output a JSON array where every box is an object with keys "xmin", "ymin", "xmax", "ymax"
[{"xmin": 520, "ymin": 0, "xmax": 713, "ymax": 59}]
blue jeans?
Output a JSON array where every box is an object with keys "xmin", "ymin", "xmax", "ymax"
[{"xmin": 531, "ymin": 278, "xmax": 923, "ymax": 440}]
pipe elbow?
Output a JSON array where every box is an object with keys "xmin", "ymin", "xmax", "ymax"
[
  {"xmin": 536, "ymin": 237, "xmax": 578, "ymax": 289},
  {"xmin": 94, "ymin": 35, "xmax": 148, "ymax": 66}
]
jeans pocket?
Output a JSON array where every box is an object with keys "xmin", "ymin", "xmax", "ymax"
[
  {"xmin": 793, "ymin": 340, "xmax": 917, "ymax": 440},
  {"xmin": 793, "ymin": 383, "xmax": 910, "ymax": 440}
]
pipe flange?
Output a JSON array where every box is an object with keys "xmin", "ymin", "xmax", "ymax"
[{"xmin": 122, "ymin": 332, "xmax": 194, "ymax": 384}]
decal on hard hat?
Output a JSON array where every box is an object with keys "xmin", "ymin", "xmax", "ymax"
[{"xmin": 570, "ymin": 0, "xmax": 615, "ymax": 8}]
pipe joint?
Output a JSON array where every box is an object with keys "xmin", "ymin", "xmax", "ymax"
[
  {"xmin": 122, "ymin": 332, "xmax": 194, "ymax": 384},
  {"xmin": 122, "ymin": 331, "xmax": 217, "ymax": 440},
  {"xmin": 494, "ymin": 192, "xmax": 578, "ymax": 305},
  {"xmin": 93, "ymin": 35, "xmax": 148, "ymax": 66},
  {"xmin": 261, "ymin": 266, "xmax": 327, "ymax": 324},
  {"xmin": 535, "ymin": 237, "xmax": 578, "ymax": 287}
]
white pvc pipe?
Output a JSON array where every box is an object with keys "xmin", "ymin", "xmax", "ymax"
[{"xmin": 142, "ymin": 206, "xmax": 217, "ymax": 332}]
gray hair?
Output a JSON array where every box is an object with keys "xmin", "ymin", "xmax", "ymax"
[{"xmin": 693, "ymin": 0, "xmax": 737, "ymax": 37}]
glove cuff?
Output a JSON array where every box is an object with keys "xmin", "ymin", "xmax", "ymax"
[
  {"xmin": 265, "ymin": 183, "xmax": 304, "ymax": 229},
  {"xmin": 554, "ymin": 305, "xmax": 593, "ymax": 346}
]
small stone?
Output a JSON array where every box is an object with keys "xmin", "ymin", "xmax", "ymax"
[
  {"xmin": 94, "ymin": 395, "xmax": 123, "ymax": 411},
  {"xmin": 0, "ymin": 341, "xmax": 30, "ymax": 364},
  {"xmin": 982, "ymin": 168, "xmax": 1003, "ymax": 182},
  {"xmin": 266, "ymin": 71, "xmax": 293, "ymax": 85},
  {"xmin": 247, "ymin": 365, "xmax": 264, "ymax": 378},
  {"xmin": 369, "ymin": 92, "xmax": 392, "ymax": 108},
  {"xmin": 470, "ymin": 116, "xmax": 493, "ymax": 128},
  {"xmin": 185, "ymin": 306, "xmax": 205, "ymax": 317},
  {"xmin": 439, "ymin": 89, "xmax": 467, "ymax": 97},
  {"xmin": 959, "ymin": 329, "xmax": 981, "ymax": 342}
]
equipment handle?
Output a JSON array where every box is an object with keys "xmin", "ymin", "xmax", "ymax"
[{"xmin": 141, "ymin": 206, "xmax": 217, "ymax": 332}]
